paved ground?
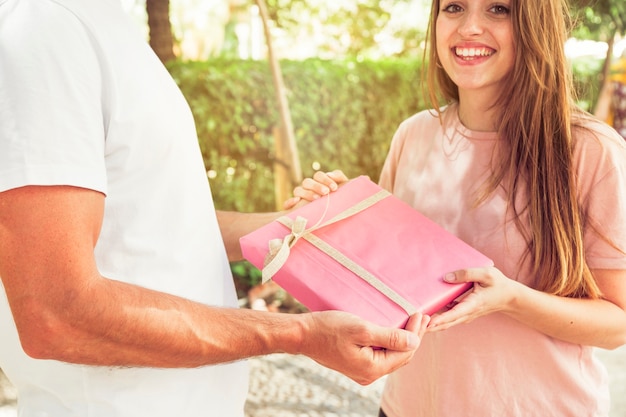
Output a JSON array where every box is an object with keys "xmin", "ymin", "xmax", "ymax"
[
  {"xmin": 243, "ymin": 348, "xmax": 626, "ymax": 417},
  {"xmin": 1, "ymin": 345, "xmax": 625, "ymax": 416},
  {"xmin": 244, "ymin": 354, "xmax": 385, "ymax": 417}
]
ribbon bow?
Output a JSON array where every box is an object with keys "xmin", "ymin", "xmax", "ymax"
[
  {"xmin": 261, "ymin": 190, "xmax": 418, "ymax": 316},
  {"xmin": 263, "ymin": 216, "xmax": 311, "ymax": 283}
]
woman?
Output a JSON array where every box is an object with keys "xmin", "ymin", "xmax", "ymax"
[{"xmin": 287, "ymin": 0, "xmax": 626, "ymax": 415}]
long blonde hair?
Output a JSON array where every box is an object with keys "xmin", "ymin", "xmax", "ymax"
[{"xmin": 425, "ymin": 0, "xmax": 600, "ymax": 298}]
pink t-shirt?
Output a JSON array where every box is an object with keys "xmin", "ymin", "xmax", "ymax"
[{"xmin": 379, "ymin": 104, "xmax": 626, "ymax": 417}]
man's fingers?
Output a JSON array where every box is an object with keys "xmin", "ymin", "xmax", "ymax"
[
  {"xmin": 368, "ymin": 326, "xmax": 420, "ymax": 352},
  {"xmin": 404, "ymin": 313, "xmax": 430, "ymax": 338}
]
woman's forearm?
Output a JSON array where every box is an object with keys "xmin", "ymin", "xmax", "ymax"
[{"xmin": 505, "ymin": 275, "xmax": 626, "ymax": 349}]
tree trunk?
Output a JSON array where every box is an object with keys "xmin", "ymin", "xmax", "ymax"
[
  {"xmin": 146, "ymin": 0, "xmax": 176, "ymax": 64},
  {"xmin": 601, "ymin": 33, "xmax": 616, "ymax": 84},
  {"xmin": 593, "ymin": 33, "xmax": 616, "ymax": 115},
  {"xmin": 254, "ymin": 0, "xmax": 302, "ymax": 210}
]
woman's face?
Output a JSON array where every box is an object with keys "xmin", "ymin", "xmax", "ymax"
[{"xmin": 435, "ymin": 0, "xmax": 516, "ymax": 101}]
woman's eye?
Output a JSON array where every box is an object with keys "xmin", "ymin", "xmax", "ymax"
[
  {"xmin": 490, "ymin": 4, "xmax": 510, "ymax": 15},
  {"xmin": 441, "ymin": 3, "xmax": 463, "ymax": 13}
]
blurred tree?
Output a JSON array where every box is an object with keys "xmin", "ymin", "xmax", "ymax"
[
  {"xmin": 571, "ymin": 0, "xmax": 625, "ymax": 41},
  {"xmin": 570, "ymin": 0, "xmax": 626, "ymax": 80},
  {"xmin": 262, "ymin": 0, "xmax": 428, "ymax": 58},
  {"xmin": 254, "ymin": 0, "xmax": 302, "ymax": 209},
  {"xmin": 135, "ymin": 0, "xmax": 431, "ymax": 60},
  {"xmin": 146, "ymin": 0, "xmax": 175, "ymax": 63}
]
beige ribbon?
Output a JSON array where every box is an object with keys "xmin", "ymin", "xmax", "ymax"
[{"xmin": 262, "ymin": 189, "xmax": 417, "ymax": 316}]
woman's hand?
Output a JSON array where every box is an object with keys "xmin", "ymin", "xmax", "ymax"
[
  {"xmin": 427, "ymin": 266, "xmax": 520, "ymax": 331},
  {"xmin": 283, "ymin": 170, "xmax": 350, "ymax": 209},
  {"xmin": 429, "ymin": 267, "xmax": 626, "ymax": 349}
]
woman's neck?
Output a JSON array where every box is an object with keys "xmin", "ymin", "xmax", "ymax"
[{"xmin": 457, "ymin": 90, "xmax": 501, "ymax": 132}]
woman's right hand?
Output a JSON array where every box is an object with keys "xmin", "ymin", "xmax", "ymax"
[{"xmin": 283, "ymin": 170, "xmax": 350, "ymax": 209}]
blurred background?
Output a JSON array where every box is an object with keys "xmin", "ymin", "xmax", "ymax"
[
  {"xmin": 121, "ymin": 0, "xmax": 625, "ymax": 211},
  {"xmin": 1, "ymin": 1, "xmax": 626, "ymax": 415},
  {"xmin": 115, "ymin": 0, "xmax": 626, "ymax": 292}
]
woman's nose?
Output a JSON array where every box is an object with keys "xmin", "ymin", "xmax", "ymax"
[{"xmin": 457, "ymin": 11, "xmax": 485, "ymax": 37}]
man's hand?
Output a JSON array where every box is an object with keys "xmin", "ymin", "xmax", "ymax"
[{"xmin": 298, "ymin": 311, "xmax": 429, "ymax": 385}]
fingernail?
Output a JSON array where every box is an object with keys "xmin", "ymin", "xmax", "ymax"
[
  {"xmin": 329, "ymin": 183, "xmax": 338, "ymax": 191},
  {"xmin": 407, "ymin": 333, "xmax": 419, "ymax": 348},
  {"xmin": 444, "ymin": 273, "xmax": 456, "ymax": 282},
  {"xmin": 321, "ymin": 186, "xmax": 330, "ymax": 195}
]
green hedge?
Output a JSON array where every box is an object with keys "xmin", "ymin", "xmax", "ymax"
[
  {"xmin": 169, "ymin": 56, "xmax": 602, "ymax": 214},
  {"xmin": 168, "ymin": 58, "xmax": 426, "ymax": 212},
  {"xmin": 570, "ymin": 56, "xmax": 605, "ymax": 112}
]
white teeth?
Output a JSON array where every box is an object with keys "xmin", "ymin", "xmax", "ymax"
[{"xmin": 455, "ymin": 47, "xmax": 493, "ymax": 58}]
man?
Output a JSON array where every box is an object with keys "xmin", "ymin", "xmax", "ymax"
[{"xmin": 0, "ymin": 0, "xmax": 427, "ymax": 416}]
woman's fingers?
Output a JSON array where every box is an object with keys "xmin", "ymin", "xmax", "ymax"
[{"xmin": 284, "ymin": 170, "xmax": 350, "ymax": 208}]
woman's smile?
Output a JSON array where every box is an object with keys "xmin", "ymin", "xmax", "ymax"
[
  {"xmin": 436, "ymin": 0, "xmax": 514, "ymax": 96},
  {"xmin": 454, "ymin": 46, "xmax": 495, "ymax": 59}
]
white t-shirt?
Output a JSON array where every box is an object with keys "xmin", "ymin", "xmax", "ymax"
[
  {"xmin": 378, "ymin": 105, "xmax": 626, "ymax": 417},
  {"xmin": 0, "ymin": 0, "xmax": 248, "ymax": 415}
]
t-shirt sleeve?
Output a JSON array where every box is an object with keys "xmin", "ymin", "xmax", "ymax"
[
  {"xmin": 379, "ymin": 117, "xmax": 411, "ymax": 192},
  {"xmin": 0, "ymin": 0, "xmax": 107, "ymax": 194},
  {"xmin": 578, "ymin": 124, "xmax": 626, "ymax": 270}
]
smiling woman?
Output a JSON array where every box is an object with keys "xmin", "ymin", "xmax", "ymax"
[
  {"xmin": 287, "ymin": 0, "xmax": 626, "ymax": 416},
  {"xmin": 432, "ymin": 0, "xmax": 516, "ymax": 131}
]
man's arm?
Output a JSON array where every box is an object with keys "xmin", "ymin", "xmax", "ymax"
[
  {"xmin": 0, "ymin": 185, "xmax": 427, "ymax": 385},
  {"xmin": 216, "ymin": 210, "xmax": 284, "ymax": 261}
]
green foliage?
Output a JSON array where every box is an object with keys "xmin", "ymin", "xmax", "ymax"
[
  {"xmin": 230, "ymin": 260, "xmax": 263, "ymax": 287},
  {"xmin": 168, "ymin": 59, "xmax": 277, "ymax": 212},
  {"xmin": 570, "ymin": 56, "xmax": 605, "ymax": 111},
  {"xmin": 570, "ymin": 0, "xmax": 626, "ymax": 41},
  {"xmin": 168, "ymin": 57, "xmax": 601, "ymax": 213},
  {"xmin": 168, "ymin": 57, "xmax": 425, "ymax": 212},
  {"xmin": 260, "ymin": 0, "xmax": 425, "ymax": 58}
]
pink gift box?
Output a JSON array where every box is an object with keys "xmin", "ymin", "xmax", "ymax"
[{"xmin": 240, "ymin": 176, "xmax": 493, "ymax": 329}]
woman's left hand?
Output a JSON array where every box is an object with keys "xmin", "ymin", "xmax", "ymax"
[
  {"xmin": 426, "ymin": 266, "xmax": 521, "ymax": 331},
  {"xmin": 283, "ymin": 170, "xmax": 350, "ymax": 210}
]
